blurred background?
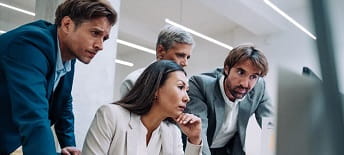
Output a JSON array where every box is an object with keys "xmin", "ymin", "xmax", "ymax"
[{"xmin": 1, "ymin": 0, "xmax": 343, "ymax": 154}]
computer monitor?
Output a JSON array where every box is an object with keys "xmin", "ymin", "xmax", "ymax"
[{"xmin": 275, "ymin": 67, "xmax": 324, "ymax": 155}]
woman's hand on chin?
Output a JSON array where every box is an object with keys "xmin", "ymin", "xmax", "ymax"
[{"xmin": 174, "ymin": 113, "xmax": 202, "ymax": 145}]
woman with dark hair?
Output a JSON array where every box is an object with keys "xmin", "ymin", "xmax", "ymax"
[{"xmin": 82, "ymin": 60, "xmax": 202, "ymax": 155}]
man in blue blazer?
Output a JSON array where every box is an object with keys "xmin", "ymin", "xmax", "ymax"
[
  {"xmin": 184, "ymin": 44, "xmax": 274, "ymax": 155},
  {"xmin": 0, "ymin": 0, "xmax": 117, "ymax": 154}
]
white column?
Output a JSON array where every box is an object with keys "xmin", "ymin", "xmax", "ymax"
[{"xmin": 72, "ymin": 0, "xmax": 121, "ymax": 149}]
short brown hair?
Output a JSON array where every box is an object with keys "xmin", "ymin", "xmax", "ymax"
[
  {"xmin": 55, "ymin": 0, "xmax": 117, "ymax": 27},
  {"xmin": 224, "ymin": 44, "xmax": 269, "ymax": 77}
]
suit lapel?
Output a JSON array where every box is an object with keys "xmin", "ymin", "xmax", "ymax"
[
  {"xmin": 238, "ymin": 95, "xmax": 253, "ymax": 146},
  {"xmin": 47, "ymin": 77, "xmax": 55, "ymax": 103},
  {"xmin": 46, "ymin": 25, "xmax": 58, "ymax": 102},
  {"xmin": 206, "ymin": 77, "xmax": 226, "ymax": 144},
  {"xmin": 160, "ymin": 122, "xmax": 173, "ymax": 155},
  {"xmin": 126, "ymin": 113, "xmax": 143, "ymax": 155},
  {"xmin": 213, "ymin": 96, "xmax": 226, "ymax": 133}
]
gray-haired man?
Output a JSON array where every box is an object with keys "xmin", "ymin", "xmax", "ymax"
[{"xmin": 120, "ymin": 25, "xmax": 195, "ymax": 97}]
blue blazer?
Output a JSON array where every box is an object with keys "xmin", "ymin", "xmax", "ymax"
[{"xmin": 0, "ymin": 20, "xmax": 76, "ymax": 154}]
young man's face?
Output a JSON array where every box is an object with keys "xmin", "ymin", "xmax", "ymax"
[
  {"xmin": 157, "ymin": 43, "xmax": 192, "ymax": 67},
  {"xmin": 224, "ymin": 59, "xmax": 261, "ymax": 101},
  {"xmin": 59, "ymin": 16, "xmax": 112, "ymax": 63}
]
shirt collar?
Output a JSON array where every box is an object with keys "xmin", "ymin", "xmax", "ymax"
[{"xmin": 56, "ymin": 37, "xmax": 71, "ymax": 72}]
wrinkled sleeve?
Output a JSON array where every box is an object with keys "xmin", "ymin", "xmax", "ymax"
[{"xmin": 55, "ymin": 94, "xmax": 75, "ymax": 148}]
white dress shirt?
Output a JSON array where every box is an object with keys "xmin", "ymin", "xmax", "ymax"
[
  {"xmin": 53, "ymin": 38, "xmax": 71, "ymax": 91},
  {"xmin": 211, "ymin": 75, "xmax": 243, "ymax": 148},
  {"xmin": 137, "ymin": 119, "xmax": 162, "ymax": 155}
]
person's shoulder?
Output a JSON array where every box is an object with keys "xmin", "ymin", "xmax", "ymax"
[
  {"xmin": 190, "ymin": 67, "xmax": 223, "ymax": 84},
  {"xmin": 94, "ymin": 104, "xmax": 132, "ymax": 130},
  {"xmin": 1, "ymin": 20, "xmax": 55, "ymax": 43},
  {"xmin": 248, "ymin": 77, "xmax": 267, "ymax": 98},
  {"xmin": 98, "ymin": 104, "xmax": 130, "ymax": 118},
  {"xmin": 15, "ymin": 20, "xmax": 54, "ymax": 37},
  {"xmin": 99, "ymin": 104, "xmax": 128, "ymax": 112},
  {"xmin": 253, "ymin": 78, "xmax": 267, "ymax": 90},
  {"xmin": 123, "ymin": 67, "xmax": 146, "ymax": 82},
  {"xmin": 25, "ymin": 20, "xmax": 54, "ymax": 29},
  {"xmin": 6, "ymin": 20, "xmax": 56, "ymax": 49},
  {"xmin": 128, "ymin": 67, "xmax": 145, "ymax": 77},
  {"xmin": 0, "ymin": 20, "xmax": 57, "ymax": 65}
]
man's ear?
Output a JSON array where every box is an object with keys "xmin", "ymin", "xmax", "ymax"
[
  {"xmin": 60, "ymin": 16, "xmax": 74, "ymax": 33},
  {"xmin": 224, "ymin": 65, "xmax": 230, "ymax": 76},
  {"xmin": 156, "ymin": 45, "xmax": 166, "ymax": 60}
]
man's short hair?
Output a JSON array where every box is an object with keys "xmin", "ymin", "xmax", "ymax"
[
  {"xmin": 156, "ymin": 24, "xmax": 194, "ymax": 51},
  {"xmin": 224, "ymin": 44, "xmax": 269, "ymax": 77},
  {"xmin": 55, "ymin": 0, "xmax": 117, "ymax": 27}
]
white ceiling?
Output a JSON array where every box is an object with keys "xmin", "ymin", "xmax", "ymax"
[
  {"xmin": 116, "ymin": 0, "xmax": 313, "ymax": 66},
  {"xmin": 0, "ymin": 0, "xmax": 314, "ymax": 70},
  {"xmin": 0, "ymin": 0, "xmax": 35, "ymax": 30}
]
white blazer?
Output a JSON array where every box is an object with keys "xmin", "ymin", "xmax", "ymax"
[{"xmin": 82, "ymin": 104, "xmax": 202, "ymax": 155}]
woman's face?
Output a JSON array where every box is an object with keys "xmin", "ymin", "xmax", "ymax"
[{"xmin": 155, "ymin": 71, "xmax": 190, "ymax": 118}]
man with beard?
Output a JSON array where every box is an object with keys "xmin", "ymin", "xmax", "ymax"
[{"xmin": 183, "ymin": 44, "xmax": 274, "ymax": 155}]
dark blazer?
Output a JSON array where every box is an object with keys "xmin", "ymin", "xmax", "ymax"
[
  {"xmin": 0, "ymin": 20, "xmax": 76, "ymax": 154},
  {"xmin": 184, "ymin": 68, "xmax": 274, "ymax": 155}
]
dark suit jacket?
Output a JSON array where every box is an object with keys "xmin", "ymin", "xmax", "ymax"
[
  {"xmin": 184, "ymin": 68, "xmax": 274, "ymax": 155},
  {"xmin": 0, "ymin": 20, "xmax": 76, "ymax": 154}
]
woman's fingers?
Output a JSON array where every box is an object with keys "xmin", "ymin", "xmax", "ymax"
[
  {"xmin": 176, "ymin": 113, "xmax": 200, "ymax": 125},
  {"xmin": 176, "ymin": 113, "xmax": 202, "ymax": 145}
]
